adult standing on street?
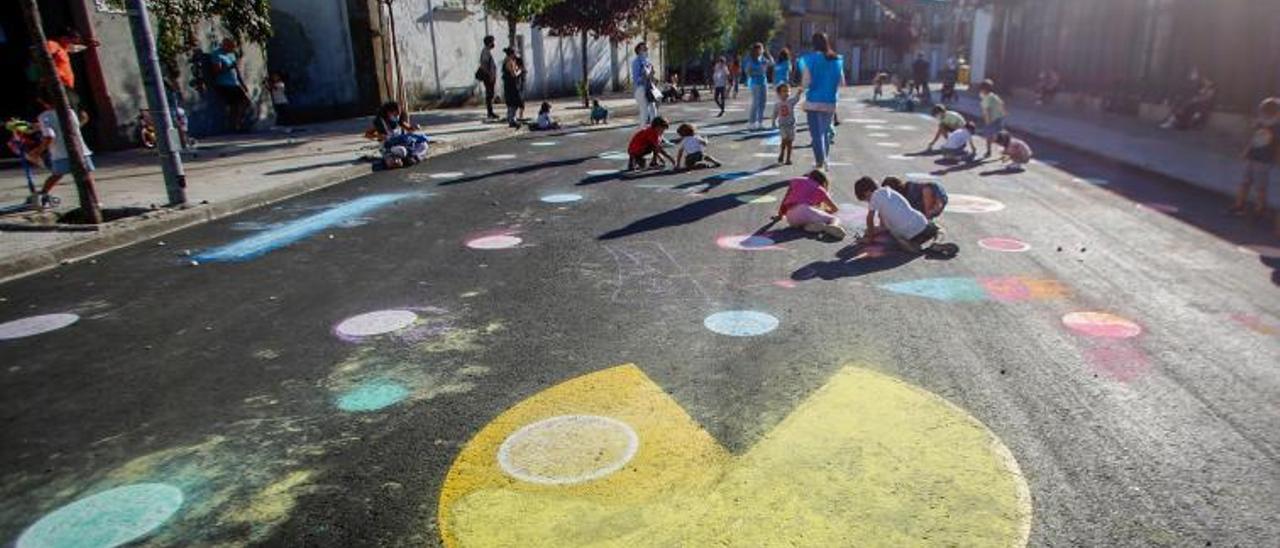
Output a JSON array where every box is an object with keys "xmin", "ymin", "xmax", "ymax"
[
  {"xmin": 774, "ymin": 47, "xmax": 794, "ymax": 86},
  {"xmin": 912, "ymin": 53, "xmax": 931, "ymax": 103},
  {"xmin": 212, "ymin": 37, "xmax": 251, "ymax": 132},
  {"xmin": 798, "ymin": 32, "xmax": 844, "ymax": 170},
  {"xmin": 712, "ymin": 56, "xmax": 729, "ymax": 117},
  {"xmin": 744, "ymin": 43, "xmax": 773, "ymax": 130},
  {"xmin": 631, "ymin": 42, "xmax": 658, "ymax": 127},
  {"xmin": 501, "ymin": 47, "xmax": 524, "ymax": 128},
  {"xmin": 477, "ymin": 35, "xmax": 499, "ymax": 121}
]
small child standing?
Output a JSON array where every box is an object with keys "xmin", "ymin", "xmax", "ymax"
[
  {"xmin": 533, "ymin": 102, "xmax": 560, "ymax": 131},
  {"xmin": 771, "ymin": 83, "xmax": 802, "ymax": 165},
  {"xmin": 32, "ymin": 98, "xmax": 93, "ymax": 209},
  {"xmin": 269, "ymin": 72, "xmax": 290, "ymax": 125},
  {"xmin": 872, "ymin": 72, "xmax": 889, "ymax": 101},
  {"xmin": 773, "ymin": 169, "xmax": 846, "ymax": 240},
  {"xmin": 590, "ymin": 99, "xmax": 609, "ymax": 124},
  {"xmin": 855, "ymin": 176, "xmax": 938, "ymax": 252},
  {"xmin": 1231, "ymin": 97, "xmax": 1279, "ymax": 218},
  {"xmin": 994, "ymin": 131, "xmax": 1033, "ymax": 171},
  {"xmin": 626, "ymin": 116, "xmax": 675, "ymax": 171},
  {"xmin": 674, "ymin": 123, "xmax": 722, "ymax": 170}
]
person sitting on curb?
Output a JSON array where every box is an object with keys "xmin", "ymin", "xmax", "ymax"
[{"xmin": 855, "ymin": 176, "xmax": 941, "ymax": 253}]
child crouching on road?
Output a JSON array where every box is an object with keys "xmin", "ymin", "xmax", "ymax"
[
  {"xmin": 855, "ymin": 176, "xmax": 939, "ymax": 253},
  {"xmin": 994, "ymin": 131, "xmax": 1033, "ymax": 171},
  {"xmin": 627, "ymin": 116, "xmax": 675, "ymax": 171},
  {"xmin": 772, "ymin": 169, "xmax": 846, "ymax": 240},
  {"xmin": 674, "ymin": 123, "xmax": 722, "ymax": 170},
  {"xmin": 940, "ymin": 122, "xmax": 977, "ymax": 162},
  {"xmin": 880, "ymin": 176, "xmax": 948, "ymax": 220}
]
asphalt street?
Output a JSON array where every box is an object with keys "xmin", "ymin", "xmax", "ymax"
[{"xmin": 1, "ymin": 92, "xmax": 1278, "ymax": 547}]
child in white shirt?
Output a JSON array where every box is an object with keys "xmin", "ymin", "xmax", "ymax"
[
  {"xmin": 855, "ymin": 176, "xmax": 939, "ymax": 252},
  {"xmin": 941, "ymin": 121, "xmax": 977, "ymax": 162},
  {"xmin": 533, "ymin": 102, "xmax": 560, "ymax": 131},
  {"xmin": 32, "ymin": 98, "xmax": 93, "ymax": 209},
  {"xmin": 674, "ymin": 123, "xmax": 722, "ymax": 170}
]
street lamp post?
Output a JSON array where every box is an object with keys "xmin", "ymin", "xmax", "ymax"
[{"xmin": 125, "ymin": 0, "xmax": 187, "ymax": 207}]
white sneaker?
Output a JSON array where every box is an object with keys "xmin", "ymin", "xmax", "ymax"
[{"xmin": 823, "ymin": 224, "xmax": 847, "ymax": 240}]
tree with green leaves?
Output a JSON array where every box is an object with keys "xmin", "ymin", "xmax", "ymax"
[
  {"xmin": 535, "ymin": 0, "xmax": 654, "ymax": 106},
  {"xmin": 732, "ymin": 0, "xmax": 782, "ymax": 54},
  {"xmin": 484, "ymin": 0, "xmax": 563, "ymax": 51},
  {"xmin": 656, "ymin": 0, "xmax": 735, "ymax": 80}
]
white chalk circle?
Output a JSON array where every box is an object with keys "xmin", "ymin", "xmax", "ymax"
[
  {"xmin": 586, "ymin": 169, "xmax": 620, "ymax": 176},
  {"xmin": 947, "ymin": 194, "xmax": 1007, "ymax": 214},
  {"xmin": 498, "ymin": 415, "xmax": 639, "ymax": 485},
  {"xmin": 752, "ymin": 152, "xmax": 778, "ymax": 158},
  {"xmin": 485, "ymin": 154, "xmax": 517, "ymax": 160},
  {"xmin": 530, "ymin": 141, "xmax": 558, "ymax": 147},
  {"xmin": 894, "ymin": 125, "xmax": 918, "ymax": 131},
  {"xmin": 847, "ymin": 118, "xmax": 887, "ymax": 124},
  {"xmin": 428, "ymin": 172, "xmax": 465, "ymax": 179},
  {"xmin": 17, "ymin": 483, "xmax": 184, "ymax": 548},
  {"xmin": 827, "ymin": 161, "xmax": 853, "ymax": 167},
  {"xmin": 598, "ymin": 151, "xmax": 630, "ymax": 161},
  {"xmin": 863, "ymin": 124, "xmax": 887, "ymax": 130},
  {"xmin": 875, "ymin": 142, "xmax": 902, "ymax": 148},
  {"xmin": 868, "ymin": 132, "xmax": 891, "ymax": 138},
  {"xmin": 0, "ymin": 313, "xmax": 79, "ymax": 340},
  {"xmin": 735, "ymin": 194, "xmax": 778, "ymax": 204},
  {"xmin": 335, "ymin": 309, "xmax": 418, "ymax": 338},
  {"xmin": 704, "ymin": 310, "xmax": 779, "ymax": 337},
  {"xmin": 467, "ymin": 234, "xmax": 523, "ymax": 250},
  {"xmin": 887, "ymin": 154, "xmax": 912, "ymax": 160},
  {"xmin": 566, "ymin": 132, "xmax": 590, "ymax": 138},
  {"xmin": 540, "ymin": 193, "xmax": 583, "ymax": 203}
]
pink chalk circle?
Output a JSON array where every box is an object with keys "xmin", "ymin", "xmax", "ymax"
[
  {"xmin": 467, "ymin": 234, "xmax": 523, "ymax": 250},
  {"xmin": 836, "ymin": 202, "xmax": 870, "ymax": 225},
  {"xmin": 335, "ymin": 310, "xmax": 418, "ymax": 338},
  {"xmin": 1083, "ymin": 344, "xmax": 1151, "ymax": 383},
  {"xmin": 947, "ymin": 194, "xmax": 1006, "ymax": 214},
  {"xmin": 0, "ymin": 313, "xmax": 79, "ymax": 340},
  {"xmin": 1239, "ymin": 245, "xmax": 1280, "ymax": 259},
  {"xmin": 1138, "ymin": 202, "xmax": 1179, "ymax": 214},
  {"xmin": 773, "ymin": 279, "xmax": 798, "ymax": 289},
  {"xmin": 716, "ymin": 234, "xmax": 779, "ymax": 251},
  {"xmin": 1062, "ymin": 312, "xmax": 1142, "ymax": 339},
  {"xmin": 978, "ymin": 237, "xmax": 1031, "ymax": 253}
]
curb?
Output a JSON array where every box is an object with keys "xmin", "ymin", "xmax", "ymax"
[
  {"xmin": 0, "ymin": 102, "xmax": 640, "ymax": 284},
  {"xmin": 949, "ymin": 101, "xmax": 1237, "ymax": 202}
]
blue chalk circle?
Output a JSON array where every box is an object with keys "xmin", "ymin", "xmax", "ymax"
[
  {"xmin": 540, "ymin": 193, "xmax": 583, "ymax": 203},
  {"xmin": 337, "ymin": 379, "xmax": 411, "ymax": 412},
  {"xmin": 880, "ymin": 278, "xmax": 988, "ymax": 302},
  {"xmin": 18, "ymin": 483, "xmax": 184, "ymax": 548},
  {"xmin": 704, "ymin": 311, "xmax": 779, "ymax": 337}
]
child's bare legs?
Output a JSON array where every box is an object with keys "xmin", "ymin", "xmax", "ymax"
[
  {"xmin": 779, "ymin": 139, "xmax": 794, "ymax": 164},
  {"xmin": 701, "ymin": 154, "xmax": 722, "ymax": 168}
]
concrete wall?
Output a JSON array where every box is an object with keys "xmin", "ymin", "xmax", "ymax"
[
  {"xmin": 386, "ymin": 1, "xmax": 655, "ymax": 107},
  {"xmin": 86, "ymin": 6, "xmax": 272, "ymax": 147},
  {"xmin": 268, "ymin": 0, "xmax": 359, "ymax": 111}
]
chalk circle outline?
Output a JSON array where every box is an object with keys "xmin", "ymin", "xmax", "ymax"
[
  {"xmin": 716, "ymin": 234, "xmax": 778, "ymax": 251},
  {"xmin": 485, "ymin": 154, "xmax": 517, "ymax": 160},
  {"xmin": 467, "ymin": 234, "xmax": 523, "ymax": 250},
  {"xmin": 335, "ymin": 309, "xmax": 418, "ymax": 338},
  {"xmin": 598, "ymin": 151, "xmax": 630, "ymax": 161},
  {"xmin": 17, "ymin": 483, "xmax": 184, "ymax": 548},
  {"xmin": 428, "ymin": 172, "xmax": 466, "ymax": 179},
  {"xmin": 875, "ymin": 142, "xmax": 902, "ymax": 148},
  {"xmin": 827, "ymin": 161, "xmax": 853, "ymax": 167},
  {"xmin": 978, "ymin": 237, "xmax": 1031, "ymax": 253},
  {"xmin": 0, "ymin": 313, "xmax": 80, "ymax": 340},
  {"xmin": 887, "ymin": 154, "xmax": 912, "ymax": 160},
  {"xmin": 893, "ymin": 125, "xmax": 918, "ymax": 131},
  {"xmin": 752, "ymin": 152, "xmax": 778, "ymax": 158},
  {"xmin": 867, "ymin": 132, "xmax": 891, "ymax": 138},
  {"xmin": 540, "ymin": 193, "xmax": 583, "ymax": 203},
  {"xmin": 704, "ymin": 310, "xmax": 780, "ymax": 337},
  {"xmin": 947, "ymin": 194, "xmax": 1006, "ymax": 214},
  {"xmin": 585, "ymin": 168, "xmax": 620, "ymax": 176},
  {"xmin": 497, "ymin": 414, "xmax": 640, "ymax": 485},
  {"xmin": 1062, "ymin": 312, "xmax": 1142, "ymax": 339},
  {"xmin": 529, "ymin": 141, "xmax": 558, "ymax": 147}
]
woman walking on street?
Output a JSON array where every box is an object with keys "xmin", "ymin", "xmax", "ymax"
[
  {"xmin": 799, "ymin": 32, "xmax": 844, "ymax": 170},
  {"xmin": 501, "ymin": 48, "xmax": 524, "ymax": 128}
]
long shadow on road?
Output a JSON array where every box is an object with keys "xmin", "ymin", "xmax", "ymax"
[{"xmin": 599, "ymin": 180, "xmax": 788, "ymax": 240}]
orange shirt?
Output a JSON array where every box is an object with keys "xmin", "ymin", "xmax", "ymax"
[
  {"xmin": 628, "ymin": 127, "xmax": 662, "ymax": 155},
  {"xmin": 46, "ymin": 40, "xmax": 74, "ymax": 88}
]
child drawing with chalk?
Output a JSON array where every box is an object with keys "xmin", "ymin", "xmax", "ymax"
[
  {"xmin": 772, "ymin": 169, "xmax": 846, "ymax": 240},
  {"xmin": 626, "ymin": 116, "xmax": 676, "ymax": 172},
  {"xmin": 673, "ymin": 123, "xmax": 723, "ymax": 171}
]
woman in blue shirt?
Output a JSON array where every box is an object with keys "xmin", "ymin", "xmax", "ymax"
[
  {"xmin": 743, "ymin": 43, "xmax": 773, "ymax": 130},
  {"xmin": 774, "ymin": 47, "xmax": 793, "ymax": 87},
  {"xmin": 798, "ymin": 33, "xmax": 844, "ymax": 169}
]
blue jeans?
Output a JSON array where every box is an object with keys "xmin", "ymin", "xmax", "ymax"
[
  {"xmin": 806, "ymin": 110, "xmax": 834, "ymax": 167},
  {"xmin": 748, "ymin": 84, "xmax": 767, "ymax": 126}
]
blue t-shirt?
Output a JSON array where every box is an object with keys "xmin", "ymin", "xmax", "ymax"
[
  {"xmin": 744, "ymin": 56, "xmax": 769, "ymax": 88},
  {"xmin": 798, "ymin": 52, "xmax": 843, "ymax": 104},
  {"xmin": 631, "ymin": 55, "xmax": 652, "ymax": 88},
  {"xmin": 212, "ymin": 48, "xmax": 240, "ymax": 88},
  {"xmin": 774, "ymin": 62, "xmax": 791, "ymax": 86}
]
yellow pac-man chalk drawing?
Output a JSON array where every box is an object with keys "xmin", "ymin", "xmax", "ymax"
[{"xmin": 438, "ymin": 365, "xmax": 1032, "ymax": 547}]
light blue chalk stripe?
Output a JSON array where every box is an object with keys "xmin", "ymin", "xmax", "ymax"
[{"xmin": 197, "ymin": 193, "xmax": 415, "ymax": 262}]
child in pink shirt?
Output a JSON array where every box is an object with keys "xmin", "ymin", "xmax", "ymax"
[
  {"xmin": 772, "ymin": 169, "xmax": 846, "ymax": 240},
  {"xmin": 995, "ymin": 131, "xmax": 1033, "ymax": 170}
]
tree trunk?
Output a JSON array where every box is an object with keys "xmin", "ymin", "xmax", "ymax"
[
  {"xmin": 19, "ymin": 0, "xmax": 101, "ymax": 223},
  {"xmin": 507, "ymin": 15, "xmax": 517, "ymax": 53},
  {"xmin": 581, "ymin": 31, "xmax": 590, "ymax": 107}
]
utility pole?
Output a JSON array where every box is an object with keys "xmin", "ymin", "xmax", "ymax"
[
  {"xmin": 125, "ymin": 0, "xmax": 187, "ymax": 207},
  {"xmin": 19, "ymin": 0, "xmax": 102, "ymax": 223}
]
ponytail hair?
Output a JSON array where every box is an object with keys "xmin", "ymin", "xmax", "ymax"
[{"xmin": 812, "ymin": 32, "xmax": 837, "ymax": 61}]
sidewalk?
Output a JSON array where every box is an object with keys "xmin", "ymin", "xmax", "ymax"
[
  {"xmin": 948, "ymin": 90, "xmax": 1275, "ymax": 209},
  {"xmin": 0, "ymin": 94, "xmax": 638, "ymax": 282}
]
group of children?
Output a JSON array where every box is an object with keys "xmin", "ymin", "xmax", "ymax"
[{"xmin": 927, "ymin": 102, "xmax": 1032, "ymax": 170}]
